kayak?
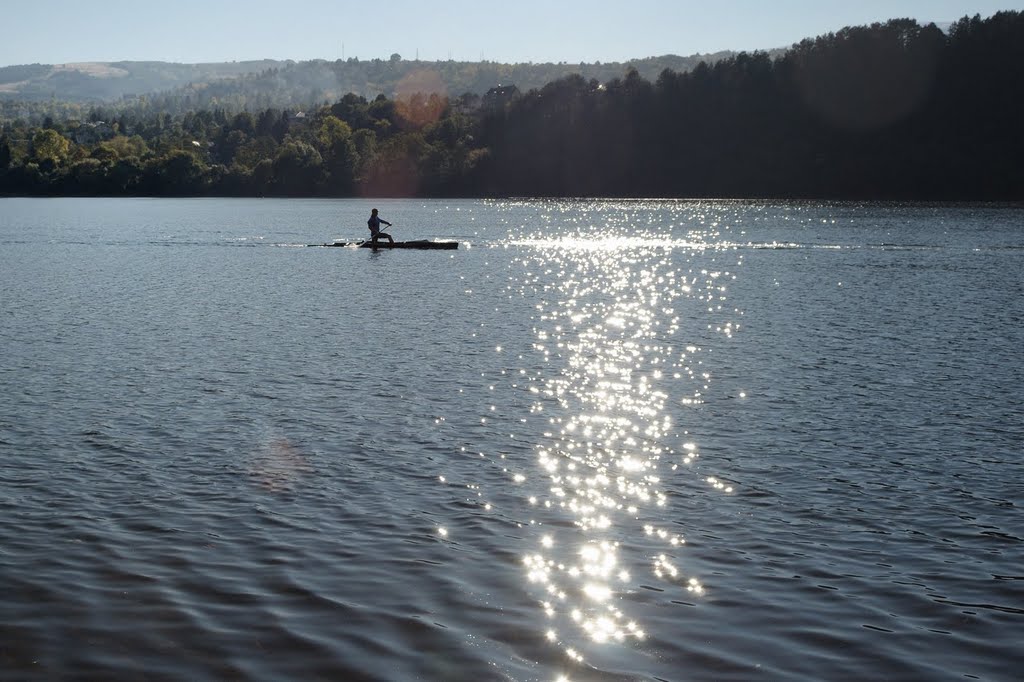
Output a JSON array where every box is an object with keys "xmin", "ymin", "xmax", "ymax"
[{"xmin": 311, "ymin": 240, "xmax": 458, "ymax": 250}]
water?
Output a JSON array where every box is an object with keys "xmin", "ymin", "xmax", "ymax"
[{"xmin": 1, "ymin": 198, "xmax": 1021, "ymax": 681}]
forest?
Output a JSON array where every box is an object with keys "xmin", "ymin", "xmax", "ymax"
[
  {"xmin": 0, "ymin": 54, "xmax": 733, "ymax": 115},
  {"xmin": 1, "ymin": 12, "xmax": 1021, "ymax": 200}
]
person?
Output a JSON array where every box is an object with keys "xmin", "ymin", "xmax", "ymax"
[{"xmin": 367, "ymin": 208, "xmax": 394, "ymax": 247}]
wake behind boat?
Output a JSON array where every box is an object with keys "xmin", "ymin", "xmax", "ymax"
[{"xmin": 310, "ymin": 239, "xmax": 458, "ymax": 250}]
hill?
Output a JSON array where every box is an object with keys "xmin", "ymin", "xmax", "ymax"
[
  {"xmin": 0, "ymin": 61, "xmax": 288, "ymax": 102},
  {"xmin": 0, "ymin": 53, "xmax": 743, "ymax": 108}
]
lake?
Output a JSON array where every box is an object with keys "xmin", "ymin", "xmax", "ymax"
[{"xmin": 1, "ymin": 198, "xmax": 1021, "ymax": 681}]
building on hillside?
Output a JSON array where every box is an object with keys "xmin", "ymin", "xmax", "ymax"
[{"xmin": 482, "ymin": 85, "xmax": 520, "ymax": 111}]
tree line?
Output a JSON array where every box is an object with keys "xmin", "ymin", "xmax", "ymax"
[
  {"xmin": 1, "ymin": 13, "xmax": 1021, "ymax": 200},
  {"xmin": 0, "ymin": 54, "xmax": 737, "ymax": 118}
]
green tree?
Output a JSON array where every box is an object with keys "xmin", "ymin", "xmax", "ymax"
[
  {"xmin": 368, "ymin": 95, "xmax": 398, "ymax": 136},
  {"xmin": 108, "ymin": 157, "xmax": 143, "ymax": 193},
  {"xmin": 63, "ymin": 158, "xmax": 106, "ymax": 195},
  {"xmin": 217, "ymin": 129, "xmax": 252, "ymax": 166},
  {"xmin": 234, "ymin": 135, "xmax": 278, "ymax": 170},
  {"xmin": 230, "ymin": 111, "xmax": 256, "ymax": 136},
  {"xmin": 143, "ymin": 150, "xmax": 208, "ymax": 195},
  {"xmin": 271, "ymin": 140, "xmax": 324, "ymax": 195},
  {"xmin": 351, "ymin": 128, "xmax": 378, "ymax": 181},
  {"xmin": 359, "ymin": 131, "xmax": 428, "ymax": 196},
  {"xmin": 330, "ymin": 93, "xmax": 370, "ymax": 129},
  {"xmin": 6, "ymin": 162, "xmax": 46, "ymax": 195},
  {"xmin": 316, "ymin": 115, "xmax": 352, "ymax": 149},
  {"xmin": 0, "ymin": 135, "xmax": 11, "ymax": 169},
  {"xmin": 91, "ymin": 134, "xmax": 150, "ymax": 163},
  {"xmin": 316, "ymin": 115, "xmax": 359, "ymax": 194},
  {"xmin": 31, "ymin": 129, "xmax": 71, "ymax": 165},
  {"xmin": 250, "ymin": 158, "xmax": 274, "ymax": 194}
]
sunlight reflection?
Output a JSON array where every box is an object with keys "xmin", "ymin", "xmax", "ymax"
[{"xmin": 505, "ymin": 201, "xmax": 743, "ymax": 665}]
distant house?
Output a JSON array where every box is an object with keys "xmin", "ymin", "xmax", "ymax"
[
  {"xmin": 483, "ymin": 85, "xmax": 520, "ymax": 111},
  {"xmin": 289, "ymin": 111, "xmax": 309, "ymax": 129}
]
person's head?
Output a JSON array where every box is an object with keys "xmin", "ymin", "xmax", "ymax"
[{"xmin": 371, "ymin": 208, "xmax": 378, "ymax": 215}]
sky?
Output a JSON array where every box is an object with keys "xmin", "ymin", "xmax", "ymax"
[{"xmin": 2, "ymin": 0, "xmax": 1022, "ymax": 67}]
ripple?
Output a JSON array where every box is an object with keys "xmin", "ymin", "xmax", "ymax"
[{"xmin": 2, "ymin": 198, "xmax": 1022, "ymax": 681}]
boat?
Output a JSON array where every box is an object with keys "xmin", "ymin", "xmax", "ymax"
[{"xmin": 311, "ymin": 240, "xmax": 458, "ymax": 250}]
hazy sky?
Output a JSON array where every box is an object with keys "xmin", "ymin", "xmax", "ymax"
[{"xmin": 2, "ymin": 0, "xmax": 1021, "ymax": 67}]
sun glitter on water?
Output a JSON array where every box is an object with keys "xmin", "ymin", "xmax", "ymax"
[{"xmin": 508, "ymin": 201, "xmax": 743, "ymax": 665}]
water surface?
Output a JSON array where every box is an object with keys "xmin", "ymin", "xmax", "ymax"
[{"xmin": 1, "ymin": 198, "xmax": 1021, "ymax": 680}]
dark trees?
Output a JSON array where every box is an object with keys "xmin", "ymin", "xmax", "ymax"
[{"xmin": 1, "ymin": 12, "xmax": 1021, "ymax": 199}]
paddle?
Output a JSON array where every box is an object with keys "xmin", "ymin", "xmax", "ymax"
[{"xmin": 362, "ymin": 222, "xmax": 394, "ymax": 248}]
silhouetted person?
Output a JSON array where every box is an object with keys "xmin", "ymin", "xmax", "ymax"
[{"xmin": 368, "ymin": 208, "xmax": 394, "ymax": 247}]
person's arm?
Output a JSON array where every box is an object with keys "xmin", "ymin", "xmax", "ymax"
[{"xmin": 383, "ymin": 219, "xmax": 392, "ymax": 226}]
